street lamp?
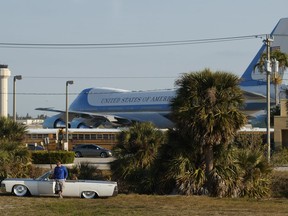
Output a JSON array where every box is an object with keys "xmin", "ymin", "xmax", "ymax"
[
  {"xmin": 264, "ymin": 35, "xmax": 273, "ymax": 163},
  {"xmin": 13, "ymin": 75, "xmax": 22, "ymax": 122},
  {"xmin": 65, "ymin": 80, "xmax": 74, "ymax": 149}
]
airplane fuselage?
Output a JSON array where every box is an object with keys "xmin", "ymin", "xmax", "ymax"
[{"xmin": 70, "ymin": 87, "xmax": 175, "ymax": 114}]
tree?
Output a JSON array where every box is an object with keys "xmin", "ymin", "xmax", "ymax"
[
  {"xmin": 153, "ymin": 128, "xmax": 206, "ymax": 195},
  {"xmin": 235, "ymin": 147, "xmax": 271, "ymax": 198},
  {"xmin": 0, "ymin": 116, "xmax": 27, "ymax": 142},
  {"xmin": 255, "ymin": 49, "xmax": 288, "ymax": 104},
  {"xmin": 209, "ymin": 131, "xmax": 272, "ymax": 198},
  {"xmin": 110, "ymin": 122, "xmax": 166, "ymax": 194},
  {"xmin": 171, "ymin": 69, "xmax": 247, "ymax": 193},
  {"xmin": 0, "ymin": 117, "xmax": 30, "ymax": 179}
]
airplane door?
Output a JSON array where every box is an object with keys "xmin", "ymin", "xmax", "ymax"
[{"xmin": 38, "ymin": 180, "xmax": 55, "ymax": 195}]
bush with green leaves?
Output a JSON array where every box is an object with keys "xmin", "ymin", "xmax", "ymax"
[{"xmin": 31, "ymin": 151, "xmax": 74, "ymax": 164}]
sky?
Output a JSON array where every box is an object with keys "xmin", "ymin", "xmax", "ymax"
[{"xmin": 0, "ymin": 0, "xmax": 288, "ymax": 117}]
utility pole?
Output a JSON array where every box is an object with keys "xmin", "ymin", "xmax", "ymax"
[{"xmin": 264, "ymin": 34, "xmax": 273, "ymax": 163}]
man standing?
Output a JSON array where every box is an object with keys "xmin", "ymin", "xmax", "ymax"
[{"xmin": 53, "ymin": 161, "xmax": 68, "ymax": 198}]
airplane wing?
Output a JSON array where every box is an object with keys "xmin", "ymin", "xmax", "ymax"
[
  {"xmin": 36, "ymin": 107, "xmax": 172, "ymax": 128},
  {"xmin": 36, "ymin": 107, "xmax": 126, "ymax": 120},
  {"xmin": 36, "ymin": 107, "xmax": 66, "ymax": 113},
  {"xmin": 36, "ymin": 107, "xmax": 134, "ymax": 128}
]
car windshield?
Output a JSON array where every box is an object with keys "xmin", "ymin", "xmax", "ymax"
[{"xmin": 35, "ymin": 171, "xmax": 53, "ymax": 181}]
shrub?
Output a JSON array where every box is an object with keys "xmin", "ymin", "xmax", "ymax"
[
  {"xmin": 31, "ymin": 151, "xmax": 74, "ymax": 164},
  {"xmin": 271, "ymin": 148, "xmax": 288, "ymax": 166},
  {"xmin": 68, "ymin": 162, "xmax": 109, "ymax": 180},
  {"xmin": 0, "ymin": 142, "xmax": 31, "ymax": 180},
  {"xmin": 271, "ymin": 171, "xmax": 288, "ymax": 198}
]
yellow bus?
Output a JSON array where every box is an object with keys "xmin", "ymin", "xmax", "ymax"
[{"xmin": 24, "ymin": 128, "xmax": 123, "ymax": 151}]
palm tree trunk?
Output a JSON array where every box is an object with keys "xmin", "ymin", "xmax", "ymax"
[
  {"xmin": 204, "ymin": 144, "xmax": 214, "ymax": 195},
  {"xmin": 204, "ymin": 144, "xmax": 214, "ymax": 176},
  {"xmin": 275, "ymin": 83, "xmax": 279, "ymax": 105}
]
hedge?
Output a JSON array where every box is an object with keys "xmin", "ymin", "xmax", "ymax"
[{"xmin": 31, "ymin": 151, "xmax": 75, "ymax": 164}]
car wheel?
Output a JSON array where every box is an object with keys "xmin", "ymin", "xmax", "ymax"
[
  {"xmin": 75, "ymin": 151, "xmax": 82, "ymax": 157},
  {"xmin": 100, "ymin": 152, "xmax": 107, "ymax": 158},
  {"xmin": 13, "ymin": 185, "xmax": 29, "ymax": 197},
  {"xmin": 82, "ymin": 191, "xmax": 96, "ymax": 199}
]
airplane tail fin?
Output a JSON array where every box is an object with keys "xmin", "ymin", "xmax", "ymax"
[{"xmin": 240, "ymin": 18, "xmax": 288, "ymax": 87}]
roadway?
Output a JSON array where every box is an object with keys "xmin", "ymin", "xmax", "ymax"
[
  {"xmin": 35, "ymin": 158, "xmax": 288, "ymax": 172},
  {"xmin": 34, "ymin": 157, "xmax": 115, "ymax": 170},
  {"xmin": 74, "ymin": 157, "xmax": 115, "ymax": 170}
]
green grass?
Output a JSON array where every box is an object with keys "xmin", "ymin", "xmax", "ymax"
[
  {"xmin": 1, "ymin": 168, "xmax": 288, "ymax": 215},
  {"xmin": 1, "ymin": 194, "xmax": 288, "ymax": 216}
]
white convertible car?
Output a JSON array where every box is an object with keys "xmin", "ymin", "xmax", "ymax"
[{"xmin": 0, "ymin": 171, "xmax": 118, "ymax": 199}]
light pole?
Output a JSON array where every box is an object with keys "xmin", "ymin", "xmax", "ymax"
[
  {"xmin": 264, "ymin": 35, "xmax": 273, "ymax": 163},
  {"xmin": 13, "ymin": 75, "xmax": 22, "ymax": 122},
  {"xmin": 65, "ymin": 80, "xmax": 73, "ymax": 149}
]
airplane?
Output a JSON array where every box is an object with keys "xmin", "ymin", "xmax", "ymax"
[{"xmin": 37, "ymin": 18, "xmax": 288, "ymax": 129}]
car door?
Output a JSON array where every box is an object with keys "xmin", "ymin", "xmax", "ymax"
[
  {"xmin": 79, "ymin": 145, "xmax": 90, "ymax": 157},
  {"xmin": 63, "ymin": 181, "xmax": 80, "ymax": 197},
  {"xmin": 88, "ymin": 145, "xmax": 101, "ymax": 157},
  {"xmin": 38, "ymin": 179, "xmax": 55, "ymax": 196}
]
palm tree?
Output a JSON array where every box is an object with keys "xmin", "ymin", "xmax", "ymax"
[
  {"xmin": 209, "ymin": 142, "xmax": 272, "ymax": 198},
  {"xmin": 0, "ymin": 141, "xmax": 31, "ymax": 178},
  {"xmin": 171, "ymin": 69, "xmax": 247, "ymax": 193},
  {"xmin": 209, "ymin": 145, "xmax": 241, "ymax": 197},
  {"xmin": 0, "ymin": 117, "xmax": 30, "ymax": 179},
  {"xmin": 255, "ymin": 49, "xmax": 288, "ymax": 104},
  {"xmin": 235, "ymin": 148, "xmax": 271, "ymax": 198},
  {"xmin": 153, "ymin": 128, "xmax": 206, "ymax": 195},
  {"xmin": 110, "ymin": 122, "xmax": 166, "ymax": 193},
  {"xmin": 0, "ymin": 116, "xmax": 27, "ymax": 143}
]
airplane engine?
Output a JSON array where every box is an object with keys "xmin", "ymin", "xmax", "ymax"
[
  {"xmin": 70, "ymin": 117, "xmax": 113, "ymax": 128},
  {"xmin": 42, "ymin": 114, "xmax": 66, "ymax": 129},
  {"xmin": 70, "ymin": 118, "xmax": 91, "ymax": 128}
]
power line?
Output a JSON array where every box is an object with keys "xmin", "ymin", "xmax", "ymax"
[
  {"xmin": 0, "ymin": 34, "xmax": 264, "ymax": 49},
  {"xmin": 23, "ymin": 76, "xmax": 177, "ymax": 79},
  {"xmin": 5, "ymin": 88, "xmax": 178, "ymax": 96}
]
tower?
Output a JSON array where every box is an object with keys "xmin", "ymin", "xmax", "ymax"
[{"xmin": 0, "ymin": 65, "xmax": 11, "ymax": 117}]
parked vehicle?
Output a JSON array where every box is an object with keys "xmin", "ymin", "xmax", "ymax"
[
  {"xmin": 0, "ymin": 171, "xmax": 118, "ymax": 198},
  {"xmin": 73, "ymin": 144, "xmax": 113, "ymax": 158},
  {"xmin": 26, "ymin": 143, "xmax": 45, "ymax": 151}
]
